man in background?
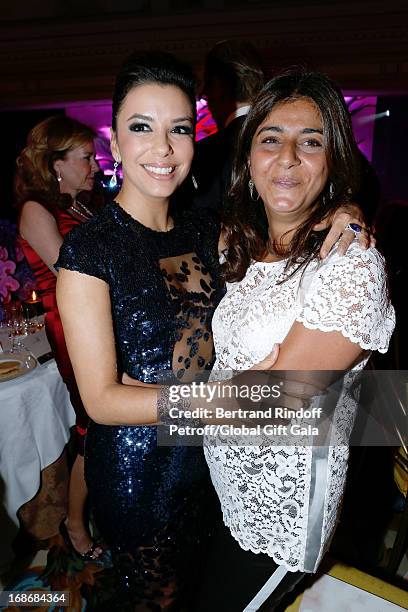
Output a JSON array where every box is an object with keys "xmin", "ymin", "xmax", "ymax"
[{"xmin": 192, "ymin": 39, "xmax": 265, "ymax": 213}]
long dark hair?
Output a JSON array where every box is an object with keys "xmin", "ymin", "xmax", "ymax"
[
  {"xmin": 112, "ymin": 50, "xmax": 197, "ymax": 131},
  {"xmin": 223, "ymin": 70, "xmax": 362, "ymax": 283}
]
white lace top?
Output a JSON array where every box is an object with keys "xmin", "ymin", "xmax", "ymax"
[{"xmin": 205, "ymin": 243, "xmax": 395, "ymax": 573}]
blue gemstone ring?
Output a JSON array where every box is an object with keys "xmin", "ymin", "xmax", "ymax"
[{"xmin": 345, "ymin": 222, "xmax": 363, "ymax": 236}]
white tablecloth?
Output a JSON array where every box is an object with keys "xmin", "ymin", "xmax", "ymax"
[{"xmin": 0, "ymin": 328, "xmax": 75, "ymax": 570}]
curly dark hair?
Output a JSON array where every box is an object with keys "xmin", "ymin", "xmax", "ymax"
[
  {"xmin": 15, "ymin": 115, "xmax": 96, "ymax": 210},
  {"xmin": 223, "ymin": 70, "xmax": 362, "ymax": 283}
]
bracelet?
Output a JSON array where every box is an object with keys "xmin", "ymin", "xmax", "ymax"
[{"xmin": 157, "ymin": 386, "xmax": 201, "ymax": 428}]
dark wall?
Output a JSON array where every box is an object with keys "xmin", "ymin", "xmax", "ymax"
[{"xmin": 372, "ymin": 96, "xmax": 408, "ymax": 204}]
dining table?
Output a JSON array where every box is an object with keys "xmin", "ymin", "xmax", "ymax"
[{"xmin": 0, "ymin": 326, "xmax": 75, "ymax": 572}]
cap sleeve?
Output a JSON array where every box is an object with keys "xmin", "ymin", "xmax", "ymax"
[
  {"xmin": 296, "ymin": 246, "xmax": 395, "ymax": 353},
  {"xmin": 55, "ymin": 224, "xmax": 108, "ymax": 283}
]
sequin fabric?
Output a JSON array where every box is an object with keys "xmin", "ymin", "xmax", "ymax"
[{"xmin": 56, "ymin": 201, "xmax": 223, "ymax": 610}]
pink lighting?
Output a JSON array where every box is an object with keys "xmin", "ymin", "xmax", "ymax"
[
  {"xmin": 196, "ymin": 97, "xmax": 217, "ymax": 141},
  {"xmin": 346, "ymin": 96, "xmax": 377, "ymax": 161},
  {"xmin": 99, "ymin": 125, "xmax": 111, "ymax": 140}
]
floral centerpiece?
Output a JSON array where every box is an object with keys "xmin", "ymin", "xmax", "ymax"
[{"xmin": 0, "ymin": 219, "xmax": 37, "ymax": 321}]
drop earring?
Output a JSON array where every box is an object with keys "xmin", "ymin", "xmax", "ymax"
[
  {"xmin": 57, "ymin": 170, "xmax": 62, "ymax": 183},
  {"xmin": 192, "ymin": 175, "xmax": 198, "ymax": 190},
  {"xmin": 109, "ymin": 160, "xmax": 119, "ymax": 189},
  {"xmin": 248, "ymin": 179, "xmax": 259, "ymax": 201}
]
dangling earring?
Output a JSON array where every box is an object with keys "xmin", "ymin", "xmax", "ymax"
[
  {"xmin": 109, "ymin": 160, "xmax": 119, "ymax": 189},
  {"xmin": 57, "ymin": 170, "xmax": 62, "ymax": 183},
  {"xmin": 192, "ymin": 175, "xmax": 198, "ymax": 190},
  {"xmin": 248, "ymin": 179, "xmax": 259, "ymax": 201},
  {"xmin": 323, "ymin": 181, "xmax": 335, "ymax": 207}
]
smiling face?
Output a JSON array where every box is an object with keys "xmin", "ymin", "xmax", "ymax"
[
  {"xmin": 110, "ymin": 83, "xmax": 195, "ymax": 206},
  {"xmin": 54, "ymin": 142, "xmax": 98, "ymax": 198},
  {"xmin": 249, "ymin": 97, "xmax": 329, "ymax": 224}
]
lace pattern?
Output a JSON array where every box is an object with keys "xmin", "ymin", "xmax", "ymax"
[
  {"xmin": 205, "ymin": 244, "xmax": 395, "ymax": 572},
  {"xmin": 296, "ymin": 247, "xmax": 394, "ymax": 352}
]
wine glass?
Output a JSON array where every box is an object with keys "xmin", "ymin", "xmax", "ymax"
[
  {"xmin": 5, "ymin": 302, "xmax": 28, "ymax": 352},
  {"xmin": 34, "ymin": 313, "xmax": 45, "ymax": 332}
]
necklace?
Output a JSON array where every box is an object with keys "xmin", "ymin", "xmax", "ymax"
[{"xmin": 69, "ymin": 199, "xmax": 94, "ymax": 221}]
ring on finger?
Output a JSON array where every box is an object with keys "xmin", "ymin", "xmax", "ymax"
[{"xmin": 344, "ymin": 222, "xmax": 363, "ymax": 237}]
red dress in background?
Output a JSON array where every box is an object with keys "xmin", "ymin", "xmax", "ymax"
[{"xmin": 18, "ymin": 201, "xmax": 88, "ymax": 455}]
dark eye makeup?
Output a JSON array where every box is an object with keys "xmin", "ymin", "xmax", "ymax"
[
  {"xmin": 129, "ymin": 122, "xmax": 151, "ymax": 132},
  {"xmin": 172, "ymin": 125, "xmax": 194, "ymax": 136},
  {"xmin": 128, "ymin": 122, "xmax": 193, "ymax": 135}
]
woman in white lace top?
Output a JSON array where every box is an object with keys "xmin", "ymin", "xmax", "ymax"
[{"xmin": 200, "ymin": 72, "xmax": 395, "ymax": 611}]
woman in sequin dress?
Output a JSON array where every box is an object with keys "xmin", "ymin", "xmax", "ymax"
[
  {"xmin": 56, "ymin": 52, "xmax": 225, "ymax": 610},
  {"xmin": 16, "ymin": 116, "xmax": 105, "ymax": 561},
  {"xmin": 56, "ymin": 53, "xmax": 370, "ymax": 610}
]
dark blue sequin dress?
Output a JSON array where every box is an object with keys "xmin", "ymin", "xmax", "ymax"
[{"xmin": 57, "ymin": 201, "xmax": 223, "ymax": 610}]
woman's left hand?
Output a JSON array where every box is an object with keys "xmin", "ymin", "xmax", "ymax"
[{"xmin": 314, "ymin": 203, "xmax": 374, "ymax": 258}]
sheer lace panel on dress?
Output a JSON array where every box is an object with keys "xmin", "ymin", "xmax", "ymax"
[{"xmin": 159, "ymin": 252, "xmax": 216, "ymax": 382}]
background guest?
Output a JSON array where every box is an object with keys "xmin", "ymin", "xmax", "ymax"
[
  {"xmin": 192, "ymin": 39, "xmax": 265, "ymax": 213},
  {"xmin": 15, "ymin": 116, "xmax": 104, "ymax": 562}
]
